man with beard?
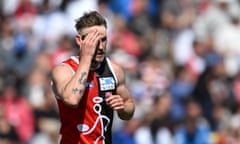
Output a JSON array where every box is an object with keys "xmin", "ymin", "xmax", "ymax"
[{"xmin": 51, "ymin": 11, "xmax": 135, "ymax": 144}]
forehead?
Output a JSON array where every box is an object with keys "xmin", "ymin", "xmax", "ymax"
[{"xmin": 80, "ymin": 25, "xmax": 106, "ymax": 35}]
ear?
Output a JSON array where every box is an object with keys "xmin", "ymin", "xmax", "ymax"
[{"xmin": 75, "ymin": 35, "xmax": 81, "ymax": 46}]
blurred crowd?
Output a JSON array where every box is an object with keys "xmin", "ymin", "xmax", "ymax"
[{"xmin": 0, "ymin": 0, "xmax": 240, "ymax": 143}]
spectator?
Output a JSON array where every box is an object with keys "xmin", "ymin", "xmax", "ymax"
[
  {"xmin": 110, "ymin": 14, "xmax": 141, "ymax": 57},
  {"xmin": 127, "ymin": 0, "xmax": 155, "ymax": 59},
  {"xmin": 174, "ymin": 97, "xmax": 211, "ymax": 144},
  {"xmin": 134, "ymin": 111, "xmax": 154, "ymax": 144},
  {"xmin": 0, "ymin": 75, "xmax": 35, "ymax": 143},
  {"xmin": 170, "ymin": 66, "xmax": 195, "ymax": 121},
  {"xmin": 214, "ymin": 3, "xmax": 240, "ymax": 77},
  {"xmin": 0, "ymin": 105, "xmax": 19, "ymax": 143},
  {"xmin": 113, "ymin": 118, "xmax": 140, "ymax": 144},
  {"xmin": 149, "ymin": 92, "xmax": 174, "ymax": 144},
  {"xmin": 185, "ymin": 39, "xmax": 206, "ymax": 80},
  {"xmin": 192, "ymin": 52, "xmax": 231, "ymax": 129}
]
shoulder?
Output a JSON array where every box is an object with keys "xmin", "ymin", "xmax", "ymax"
[
  {"xmin": 51, "ymin": 56, "xmax": 77, "ymax": 78},
  {"xmin": 107, "ymin": 58, "xmax": 125, "ymax": 83},
  {"xmin": 51, "ymin": 63, "xmax": 74, "ymax": 82}
]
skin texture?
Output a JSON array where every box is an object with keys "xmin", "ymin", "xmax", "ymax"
[{"xmin": 51, "ymin": 25, "xmax": 135, "ymax": 120}]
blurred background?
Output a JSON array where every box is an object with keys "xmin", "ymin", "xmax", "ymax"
[{"xmin": 0, "ymin": 0, "xmax": 240, "ymax": 143}]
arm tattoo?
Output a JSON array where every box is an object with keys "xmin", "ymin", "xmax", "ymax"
[
  {"xmin": 72, "ymin": 88, "xmax": 83, "ymax": 95},
  {"xmin": 71, "ymin": 72, "xmax": 87, "ymax": 95},
  {"xmin": 72, "ymin": 88, "xmax": 79, "ymax": 94},
  {"xmin": 78, "ymin": 72, "xmax": 87, "ymax": 84}
]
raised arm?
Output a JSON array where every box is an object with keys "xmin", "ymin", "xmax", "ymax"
[
  {"xmin": 51, "ymin": 57, "xmax": 91, "ymax": 108},
  {"xmin": 51, "ymin": 29, "xmax": 102, "ymax": 108}
]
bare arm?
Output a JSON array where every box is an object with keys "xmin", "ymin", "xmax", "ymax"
[
  {"xmin": 51, "ymin": 30, "xmax": 101, "ymax": 108},
  {"xmin": 51, "ymin": 57, "xmax": 91, "ymax": 108},
  {"xmin": 105, "ymin": 62, "xmax": 135, "ymax": 120}
]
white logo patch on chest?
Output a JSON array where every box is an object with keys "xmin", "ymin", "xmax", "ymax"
[{"xmin": 99, "ymin": 77, "xmax": 115, "ymax": 91}]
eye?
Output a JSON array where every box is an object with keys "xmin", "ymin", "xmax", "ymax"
[{"xmin": 100, "ymin": 37, "xmax": 107, "ymax": 42}]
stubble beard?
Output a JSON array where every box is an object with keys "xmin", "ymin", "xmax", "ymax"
[{"xmin": 91, "ymin": 55, "xmax": 105, "ymax": 68}]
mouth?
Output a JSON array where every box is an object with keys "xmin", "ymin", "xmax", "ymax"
[{"xmin": 95, "ymin": 51, "xmax": 105, "ymax": 57}]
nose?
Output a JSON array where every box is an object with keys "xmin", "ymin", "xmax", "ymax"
[{"xmin": 97, "ymin": 40, "xmax": 104, "ymax": 50}]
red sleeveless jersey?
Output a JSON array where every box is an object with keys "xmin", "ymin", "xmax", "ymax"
[{"xmin": 53, "ymin": 56, "xmax": 117, "ymax": 144}]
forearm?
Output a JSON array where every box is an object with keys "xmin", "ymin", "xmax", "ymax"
[
  {"xmin": 61, "ymin": 57, "xmax": 92, "ymax": 107},
  {"xmin": 117, "ymin": 99, "xmax": 135, "ymax": 120}
]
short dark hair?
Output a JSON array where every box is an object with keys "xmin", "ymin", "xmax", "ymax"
[{"xmin": 75, "ymin": 11, "xmax": 107, "ymax": 33}]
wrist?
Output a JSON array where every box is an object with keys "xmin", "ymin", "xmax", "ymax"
[
  {"xmin": 78, "ymin": 55, "xmax": 92, "ymax": 67},
  {"xmin": 117, "ymin": 108, "xmax": 134, "ymax": 120},
  {"xmin": 79, "ymin": 55, "xmax": 92, "ymax": 62}
]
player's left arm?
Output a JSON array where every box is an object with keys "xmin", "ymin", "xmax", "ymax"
[{"xmin": 105, "ymin": 62, "xmax": 135, "ymax": 120}]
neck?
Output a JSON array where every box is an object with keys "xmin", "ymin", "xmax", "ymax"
[{"xmin": 91, "ymin": 61, "xmax": 101, "ymax": 70}]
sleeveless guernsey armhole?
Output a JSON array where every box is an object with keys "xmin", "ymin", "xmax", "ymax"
[
  {"xmin": 61, "ymin": 56, "xmax": 80, "ymax": 74},
  {"xmin": 70, "ymin": 56, "xmax": 80, "ymax": 64},
  {"xmin": 61, "ymin": 63, "xmax": 75, "ymax": 74},
  {"xmin": 106, "ymin": 57, "xmax": 118, "ymax": 85}
]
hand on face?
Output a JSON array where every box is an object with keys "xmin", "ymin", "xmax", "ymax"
[
  {"xmin": 105, "ymin": 92, "xmax": 124, "ymax": 112},
  {"xmin": 79, "ymin": 29, "xmax": 102, "ymax": 59}
]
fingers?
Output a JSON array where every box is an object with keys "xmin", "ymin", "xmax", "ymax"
[
  {"xmin": 85, "ymin": 30, "xmax": 98, "ymax": 43},
  {"xmin": 80, "ymin": 30, "xmax": 102, "ymax": 57},
  {"xmin": 105, "ymin": 93, "xmax": 124, "ymax": 111}
]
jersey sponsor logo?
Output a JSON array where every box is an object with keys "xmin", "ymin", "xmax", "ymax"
[
  {"xmin": 99, "ymin": 77, "xmax": 115, "ymax": 91},
  {"xmin": 85, "ymin": 80, "xmax": 94, "ymax": 88}
]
